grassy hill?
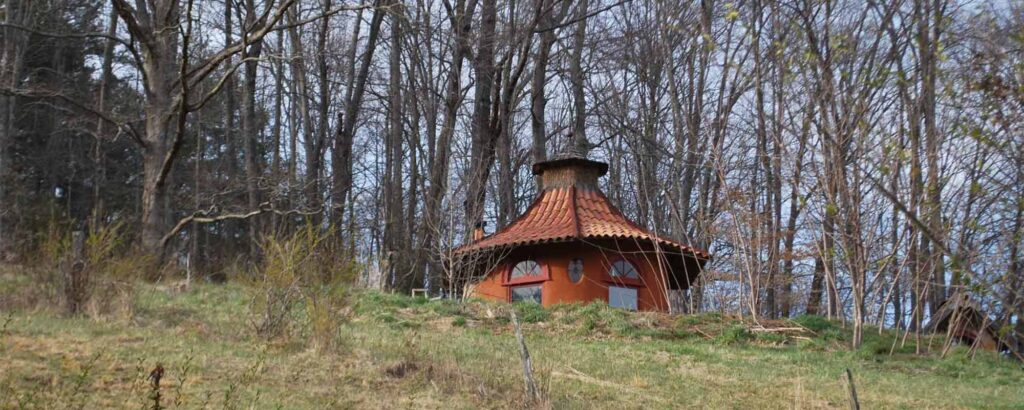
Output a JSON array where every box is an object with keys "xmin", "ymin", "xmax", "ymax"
[{"xmin": 1, "ymin": 270, "xmax": 1022, "ymax": 409}]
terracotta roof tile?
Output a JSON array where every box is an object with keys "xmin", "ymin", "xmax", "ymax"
[{"xmin": 453, "ymin": 187, "xmax": 710, "ymax": 259}]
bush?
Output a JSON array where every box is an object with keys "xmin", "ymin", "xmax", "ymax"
[
  {"xmin": 428, "ymin": 299, "xmax": 462, "ymax": 317},
  {"xmin": 305, "ymin": 286, "xmax": 349, "ymax": 352},
  {"xmin": 12, "ymin": 222, "xmax": 142, "ymax": 321},
  {"xmin": 250, "ymin": 225, "xmax": 358, "ymax": 345},
  {"xmin": 578, "ymin": 316, "xmax": 597, "ymax": 333},
  {"xmin": 820, "ymin": 328, "xmax": 845, "ymax": 341},
  {"xmin": 561, "ymin": 302, "xmax": 637, "ymax": 336},
  {"xmin": 716, "ymin": 325, "xmax": 752, "ymax": 344},
  {"xmin": 513, "ymin": 302, "xmax": 549, "ymax": 323},
  {"xmin": 791, "ymin": 315, "xmax": 836, "ymax": 333},
  {"xmin": 755, "ymin": 331, "xmax": 788, "ymax": 345},
  {"xmin": 855, "ymin": 339, "xmax": 893, "ymax": 359},
  {"xmin": 451, "ymin": 316, "xmax": 467, "ymax": 327},
  {"xmin": 676, "ymin": 312, "xmax": 725, "ymax": 327},
  {"xmin": 855, "ymin": 332, "xmax": 915, "ymax": 358}
]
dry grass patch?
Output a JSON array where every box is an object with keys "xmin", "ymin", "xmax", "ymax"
[{"xmin": 1, "ymin": 272, "xmax": 1022, "ymax": 408}]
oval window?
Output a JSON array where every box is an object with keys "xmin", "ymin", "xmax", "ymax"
[
  {"xmin": 568, "ymin": 258, "xmax": 584, "ymax": 283},
  {"xmin": 609, "ymin": 260, "xmax": 639, "ymax": 279},
  {"xmin": 511, "ymin": 260, "xmax": 542, "ymax": 279}
]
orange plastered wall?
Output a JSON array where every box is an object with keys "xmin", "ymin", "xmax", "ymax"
[{"xmin": 466, "ymin": 242, "xmax": 670, "ymax": 312}]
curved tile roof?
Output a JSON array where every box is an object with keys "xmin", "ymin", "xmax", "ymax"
[{"xmin": 453, "ymin": 186, "xmax": 711, "ymax": 259}]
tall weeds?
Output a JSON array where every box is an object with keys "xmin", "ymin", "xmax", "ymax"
[
  {"xmin": 8, "ymin": 221, "xmax": 146, "ymax": 321},
  {"xmin": 249, "ymin": 225, "xmax": 359, "ymax": 350}
]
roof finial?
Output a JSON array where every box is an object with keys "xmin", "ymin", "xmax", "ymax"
[{"xmin": 565, "ymin": 131, "xmax": 592, "ymax": 158}]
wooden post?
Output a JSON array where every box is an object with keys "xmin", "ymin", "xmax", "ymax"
[
  {"xmin": 510, "ymin": 309, "xmax": 541, "ymax": 403},
  {"xmin": 845, "ymin": 368, "xmax": 860, "ymax": 410},
  {"xmin": 149, "ymin": 363, "xmax": 164, "ymax": 410},
  {"xmin": 63, "ymin": 231, "xmax": 87, "ymax": 315}
]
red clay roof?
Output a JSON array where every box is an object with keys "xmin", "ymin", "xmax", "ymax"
[{"xmin": 453, "ymin": 186, "xmax": 710, "ymax": 259}]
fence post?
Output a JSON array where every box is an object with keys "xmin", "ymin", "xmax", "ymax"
[
  {"xmin": 845, "ymin": 368, "xmax": 860, "ymax": 410},
  {"xmin": 510, "ymin": 309, "xmax": 541, "ymax": 403},
  {"xmin": 64, "ymin": 231, "xmax": 87, "ymax": 315}
]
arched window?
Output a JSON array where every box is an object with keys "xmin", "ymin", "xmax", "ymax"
[
  {"xmin": 508, "ymin": 260, "xmax": 544, "ymax": 304},
  {"xmin": 505, "ymin": 259, "xmax": 549, "ymax": 287},
  {"xmin": 511, "ymin": 260, "xmax": 542, "ymax": 279},
  {"xmin": 568, "ymin": 258, "xmax": 584, "ymax": 283},
  {"xmin": 609, "ymin": 260, "xmax": 639, "ymax": 279}
]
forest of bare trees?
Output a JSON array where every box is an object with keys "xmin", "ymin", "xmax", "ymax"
[{"xmin": 0, "ymin": 0, "xmax": 1022, "ymax": 350}]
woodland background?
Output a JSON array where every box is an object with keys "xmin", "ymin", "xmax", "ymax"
[{"xmin": 0, "ymin": 0, "xmax": 1022, "ymax": 350}]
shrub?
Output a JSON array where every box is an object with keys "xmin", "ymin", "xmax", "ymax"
[
  {"xmin": 12, "ymin": 221, "xmax": 142, "ymax": 320},
  {"xmin": 560, "ymin": 302, "xmax": 642, "ymax": 336},
  {"xmin": 305, "ymin": 286, "xmax": 349, "ymax": 352},
  {"xmin": 451, "ymin": 316, "xmax": 467, "ymax": 327},
  {"xmin": 250, "ymin": 225, "xmax": 359, "ymax": 345},
  {"xmin": 428, "ymin": 299, "xmax": 462, "ymax": 317},
  {"xmin": 716, "ymin": 324, "xmax": 751, "ymax": 344},
  {"xmin": 820, "ymin": 328, "xmax": 845, "ymax": 341},
  {"xmin": 791, "ymin": 315, "xmax": 835, "ymax": 333},
  {"xmin": 577, "ymin": 316, "xmax": 596, "ymax": 333},
  {"xmin": 855, "ymin": 331, "xmax": 915, "ymax": 358},
  {"xmin": 676, "ymin": 312, "xmax": 725, "ymax": 327},
  {"xmin": 513, "ymin": 302, "xmax": 549, "ymax": 323}
]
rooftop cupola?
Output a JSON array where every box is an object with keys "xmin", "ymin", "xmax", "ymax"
[{"xmin": 531, "ymin": 133, "xmax": 608, "ymax": 191}]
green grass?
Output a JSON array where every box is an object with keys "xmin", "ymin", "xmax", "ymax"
[{"xmin": 1, "ymin": 273, "xmax": 1022, "ymax": 409}]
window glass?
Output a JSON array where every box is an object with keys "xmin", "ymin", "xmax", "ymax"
[
  {"xmin": 511, "ymin": 260, "xmax": 542, "ymax": 279},
  {"xmin": 608, "ymin": 286, "xmax": 638, "ymax": 310},
  {"xmin": 609, "ymin": 260, "xmax": 639, "ymax": 279},
  {"xmin": 568, "ymin": 258, "xmax": 584, "ymax": 283},
  {"xmin": 511, "ymin": 285, "xmax": 542, "ymax": 304}
]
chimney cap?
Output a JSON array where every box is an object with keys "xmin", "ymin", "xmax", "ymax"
[{"xmin": 531, "ymin": 157, "xmax": 608, "ymax": 176}]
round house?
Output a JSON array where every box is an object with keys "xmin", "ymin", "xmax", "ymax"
[{"xmin": 450, "ymin": 138, "xmax": 710, "ymax": 312}]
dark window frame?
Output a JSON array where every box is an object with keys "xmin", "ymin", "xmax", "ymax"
[
  {"xmin": 607, "ymin": 284, "xmax": 639, "ymax": 311},
  {"xmin": 568, "ymin": 258, "xmax": 585, "ymax": 283},
  {"xmin": 510, "ymin": 284, "xmax": 543, "ymax": 304}
]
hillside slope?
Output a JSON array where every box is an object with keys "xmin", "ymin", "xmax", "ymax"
[{"xmin": 1, "ymin": 274, "xmax": 1021, "ymax": 409}]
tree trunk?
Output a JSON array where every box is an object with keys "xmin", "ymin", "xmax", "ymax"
[
  {"xmin": 782, "ymin": 111, "xmax": 810, "ymax": 318},
  {"xmin": 0, "ymin": 0, "xmax": 30, "ymax": 256},
  {"xmin": 496, "ymin": 60, "xmax": 514, "ymax": 228},
  {"xmin": 118, "ymin": 0, "xmax": 182, "ymax": 254},
  {"xmin": 385, "ymin": 2, "xmax": 407, "ymax": 291},
  {"xmin": 529, "ymin": 0, "xmax": 566, "ymax": 193},
  {"xmin": 919, "ymin": 0, "xmax": 946, "ymax": 313},
  {"xmin": 465, "ymin": 0, "xmax": 498, "ymax": 237},
  {"xmin": 569, "ymin": 0, "xmax": 588, "ymax": 139},
  {"xmin": 241, "ymin": 0, "xmax": 265, "ymax": 248},
  {"xmin": 223, "ymin": 0, "xmax": 238, "ymax": 178},
  {"xmin": 90, "ymin": 7, "xmax": 119, "ymax": 230},
  {"xmin": 422, "ymin": 0, "xmax": 476, "ymax": 292},
  {"xmin": 270, "ymin": 29, "xmax": 285, "ymax": 232},
  {"xmin": 332, "ymin": 0, "xmax": 386, "ymax": 230},
  {"xmin": 286, "ymin": 8, "xmax": 313, "ymax": 213},
  {"xmin": 806, "ymin": 256, "xmax": 825, "ymax": 316}
]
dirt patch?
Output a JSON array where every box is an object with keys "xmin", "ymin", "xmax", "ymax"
[{"xmin": 384, "ymin": 361, "xmax": 418, "ymax": 378}]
